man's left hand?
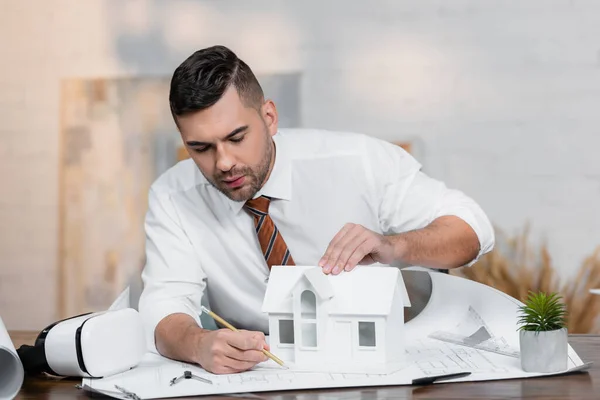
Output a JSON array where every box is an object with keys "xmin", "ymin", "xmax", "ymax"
[{"xmin": 318, "ymin": 223, "xmax": 397, "ymax": 275}]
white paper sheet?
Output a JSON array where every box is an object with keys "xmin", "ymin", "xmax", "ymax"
[
  {"xmin": 81, "ymin": 268, "xmax": 591, "ymax": 399},
  {"xmin": 109, "ymin": 287, "xmax": 131, "ymax": 311},
  {"xmin": 81, "ymin": 347, "xmax": 590, "ymax": 400},
  {"xmin": 0, "ymin": 316, "xmax": 24, "ymax": 400}
]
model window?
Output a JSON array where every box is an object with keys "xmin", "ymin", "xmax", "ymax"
[
  {"xmin": 300, "ymin": 289, "xmax": 317, "ymax": 318},
  {"xmin": 358, "ymin": 321, "xmax": 376, "ymax": 347},
  {"xmin": 300, "ymin": 290, "xmax": 318, "ymax": 347},
  {"xmin": 279, "ymin": 319, "xmax": 294, "ymax": 344}
]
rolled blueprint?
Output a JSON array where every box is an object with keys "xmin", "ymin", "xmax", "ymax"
[{"xmin": 0, "ymin": 316, "xmax": 24, "ymax": 400}]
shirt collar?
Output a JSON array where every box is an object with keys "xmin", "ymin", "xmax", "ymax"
[{"xmin": 227, "ymin": 131, "xmax": 292, "ymax": 214}]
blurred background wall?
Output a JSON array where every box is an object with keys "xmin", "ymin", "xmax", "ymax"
[{"xmin": 1, "ymin": 0, "xmax": 600, "ymax": 331}]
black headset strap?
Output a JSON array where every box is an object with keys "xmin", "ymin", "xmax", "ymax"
[{"xmin": 16, "ymin": 344, "xmax": 58, "ymax": 376}]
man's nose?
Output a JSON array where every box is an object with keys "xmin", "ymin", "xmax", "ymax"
[{"xmin": 215, "ymin": 146, "xmax": 235, "ymax": 172}]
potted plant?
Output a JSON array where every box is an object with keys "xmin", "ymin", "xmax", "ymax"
[{"xmin": 517, "ymin": 291, "xmax": 568, "ymax": 373}]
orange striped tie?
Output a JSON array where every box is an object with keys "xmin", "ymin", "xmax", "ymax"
[{"xmin": 244, "ymin": 196, "xmax": 295, "ymax": 269}]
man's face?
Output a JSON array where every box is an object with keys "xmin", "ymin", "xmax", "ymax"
[{"xmin": 175, "ymin": 86, "xmax": 278, "ymax": 202}]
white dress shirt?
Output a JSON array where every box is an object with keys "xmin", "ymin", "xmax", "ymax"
[{"xmin": 138, "ymin": 128, "xmax": 494, "ymax": 352}]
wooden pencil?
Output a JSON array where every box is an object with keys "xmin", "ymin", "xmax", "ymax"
[{"xmin": 200, "ymin": 306, "xmax": 287, "ymax": 368}]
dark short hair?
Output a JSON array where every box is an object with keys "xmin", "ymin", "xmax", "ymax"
[{"xmin": 169, "ymin": 45, "xmax": 264, "ymax": 117}]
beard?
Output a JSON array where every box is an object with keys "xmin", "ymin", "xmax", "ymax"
[{"xmin": 206, "ymin": 129, "xmax": 274, "ymax": 202}]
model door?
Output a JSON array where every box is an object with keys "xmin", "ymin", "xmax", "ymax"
[{"xmin": 330, "ymin": 321, "xmax": 353, "ymax": 362}]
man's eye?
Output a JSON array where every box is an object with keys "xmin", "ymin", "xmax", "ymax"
[
  {"xmin": 230, "ymin": 135, "xmax": 245, "ymax": 143},
  {"xmin": 193, "ymin": 147, "xmax": 209, "ymax": 153}
]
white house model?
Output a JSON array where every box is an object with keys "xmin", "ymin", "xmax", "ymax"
[{"xmin": 261, "ymin": 265, "xmax": 411, "ymax": 373}]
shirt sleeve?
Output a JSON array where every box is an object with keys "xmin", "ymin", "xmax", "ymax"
[
  {"xmin": 365, "ymin": 138, "xmax": 495, "ymax": 267},
  {"xmin": 138, "ymin": 187, "xmax": 207, "ymax": 353}
]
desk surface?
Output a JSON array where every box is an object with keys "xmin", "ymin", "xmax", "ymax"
[{"xmin": 9, "ymin": 331, "xmax": 600, "ymax": 399}]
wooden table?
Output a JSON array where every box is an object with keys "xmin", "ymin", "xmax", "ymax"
[{"xmin": 10, "ymin": 332, "xmax": 600, "ymax": 399}]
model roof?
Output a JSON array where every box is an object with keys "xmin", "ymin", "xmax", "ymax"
[{"xmin": 261, "ymin": 265, "xmax": 410, "ymax": 316}]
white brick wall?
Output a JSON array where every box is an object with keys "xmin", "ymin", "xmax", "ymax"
[{"xmin": 1, "ymin": 0, "xmax": 599, "ymax": 329}]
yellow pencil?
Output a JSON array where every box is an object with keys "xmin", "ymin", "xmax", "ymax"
[{"xmin": 200, "ymin": 306, "xmax": 287, "ymax": 369}]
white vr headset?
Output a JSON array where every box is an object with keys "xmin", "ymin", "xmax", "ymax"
[{"xmin": 18, "ymin": 308, "xmax": 146, "ymax": 378}]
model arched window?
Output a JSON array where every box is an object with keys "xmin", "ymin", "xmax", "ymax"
[
  {"xmin": 301, "ymin": 290, "xmax": 317, "ymax": 318},
  {"xmin": 300, "ymin": 289, "xmax": 317, "ymax": 347}
]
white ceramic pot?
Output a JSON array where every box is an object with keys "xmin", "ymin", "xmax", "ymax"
[{"xmin": 519, "ymin": 328, "xmax": 568, "ymax": 373}]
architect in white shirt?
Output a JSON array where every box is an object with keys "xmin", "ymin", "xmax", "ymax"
[{"xmin": 138, "ymin": 45, "xmax": 495, "ymax": 375}]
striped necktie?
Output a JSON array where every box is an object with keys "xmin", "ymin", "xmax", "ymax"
[{"xmin": 244, "ymin": 196, "xmax": 295, "ymax": 269}]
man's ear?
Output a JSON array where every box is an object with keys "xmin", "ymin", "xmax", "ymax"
[{"xmin": 261, "ymin": 99, "xmax": 278, "ymax": 136}]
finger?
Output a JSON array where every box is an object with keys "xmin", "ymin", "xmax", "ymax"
[
  {"xmin": 225, "ymin": 331, "xmax": 264, "ymax": 351},
  {"xmin": 335, "ymin": 234, "xmax": 373, "ymax": 274},
  {"xmin": 250, "ymin": 331, "xmax": 270, "ymax": 351},
  {"xmin": 319, "ymin": 223, "xmax": 358, "ymax": 272},
  {"xmin": 358, "ymin": 253, "xmax": 376, "ymax": 265},
  {"xmin": 324, "ymin": 225, "xmax": 364, "ymax": 274},
  {"xmin": 344, "ymin": 238, "xmax": 378, "ymax": 272},
  {"xmin": 250, "ymin": 331, "xmax": 266, "ymax": 341},
  {"xmin": 319, "ymin": 223, "xmax": 354, "ymax": 273},
  {"xmin": 225, "ymin": 346, "xmax": 268, "ymax": 363},
  {"xmin": 230, "ymin": 331, "xmax": 269, "ymax": 355}
]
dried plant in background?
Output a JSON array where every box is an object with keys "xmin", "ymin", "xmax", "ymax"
[
  {"xmin": 560, "ymin": 248, "xmax": 600, "ymax": 333},
  {"xmin": 451, "ymin": 225, "xmax": 600, "ymax": 334}
]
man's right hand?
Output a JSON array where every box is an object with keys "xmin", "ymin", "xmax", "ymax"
[
  {"xmin": 195, "ymin": 329, "xmax": 269, "ymax": 374},
  {"xmin": 154, "ymin": 313, "xmax": 269, "ymax": 375}
]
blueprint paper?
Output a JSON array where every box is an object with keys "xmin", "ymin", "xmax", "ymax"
[
  {"xmin": 81, "ymin": 344, "xmax": 589, "ymax": 400},
  {"xmin": 82, "ymin": 268, "xmax": 590, "ymax": 399},
  {"xmin": 0, "ymin": 316, "xmax": 24, "ymax": 400}
]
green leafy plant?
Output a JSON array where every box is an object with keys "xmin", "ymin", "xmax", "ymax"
[{"xmin": 517, "ymin": 291, "xmax": 568, "ymax": 332}]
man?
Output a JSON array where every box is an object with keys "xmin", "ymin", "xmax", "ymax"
[{"xmin": 138, "ymin": 45, "xmax": 494, "ymax": 375}]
